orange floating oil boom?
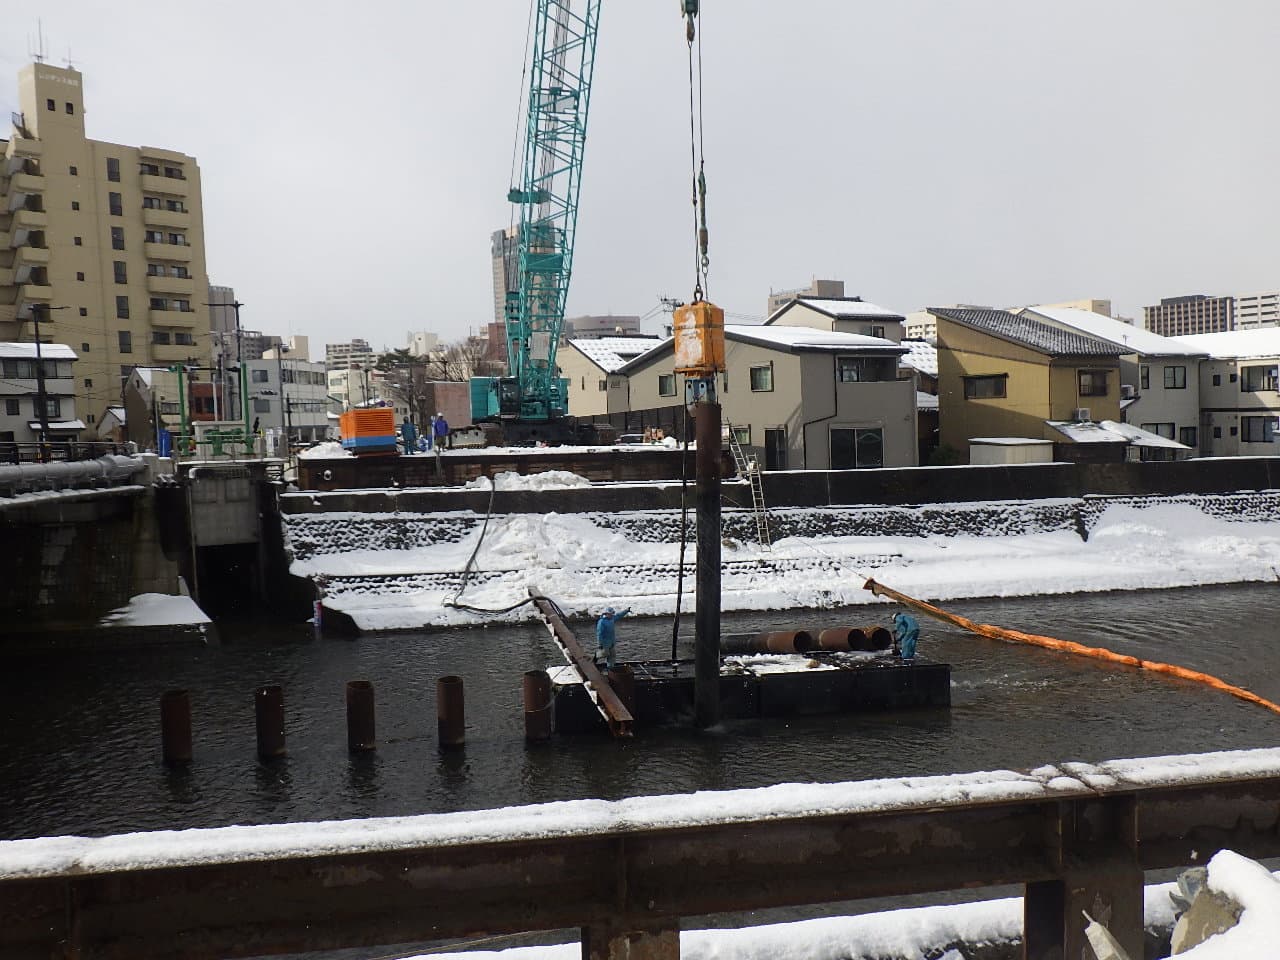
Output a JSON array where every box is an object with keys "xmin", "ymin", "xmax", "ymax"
[{"xmin": 864, "ymin": 578, "xmax": 1280, "ymax": 717}]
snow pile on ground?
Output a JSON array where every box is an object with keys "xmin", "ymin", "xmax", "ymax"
[
  {"xmin": 1175, "ymin": 850, "xmax": 1280, "ymax": 958},
  {"xmin": 98, "ymin": 593, "xmax": 210, "ymax": 627},
  {"xmin": 298, "ymin": 441, "xmax": 353, "ymax": 459},
  {"xmin": 463, "ymin": 470, "xmax": 591, "ymax": 491},
  {"xmin": 285, "ymin": 494, "xmax": 1280, "ymax": 631}
]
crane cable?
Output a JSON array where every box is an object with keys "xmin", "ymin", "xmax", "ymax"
[
  {"xmin": 685, "ymin": 3, "xmax": 709, "ymax": 302},
  {"xmin": 864, "ymin": 578, "xmax": 1280, "ymax": 717}
]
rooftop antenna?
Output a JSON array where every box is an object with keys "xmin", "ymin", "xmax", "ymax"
[
  {"xmin": 30, "ymin": 19, "xmax": 47, "ymax": 63},
  {"xmin": 64, "ymin": 47, "xmax": 76, "ymax": 70}
]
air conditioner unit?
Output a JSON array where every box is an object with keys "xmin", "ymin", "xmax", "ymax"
[
  {"xmin": 1120, "ymin": 384, "xmax": 1136, "ymax": 400},
  {"xmin": 1072, "ymin": 408, "xmax": 1091, "ymax": 422}
]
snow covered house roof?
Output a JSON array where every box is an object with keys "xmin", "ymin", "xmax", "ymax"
[
  {"xmin": 566, "ymin": 337, "xmax": 664, "ymax": 373},
  {"xmin": 930, "ymin": 307, "xmax": 1127, "ymax": 357},
  {"xmin": 767, "ymin": 297, "xmax": 906, "ymax": 324},
  {"xmin": 899, "ymin": 339, "xmax": 937, "ymax": 376},
  {"xmin": 0, "ymin": 342, "xmax": 78, "ymax": 360},
  {"xmin": 27, "ymin": 419, "xmax": 86, "ymax": 431},
  {"xmin": 726, "ymin": 324, "xmax": 906, "ymax": 354},
  {"xmin": 915, "ymin": 390, "xmax": 938, "ymax": 410},
  {"xmin": 1023, "ymin": 307, "xmax": 1205, "ymax": 358},
  {"xmin": 1046, "ymin": 419, "xmax": 1189, "ymax": 449},
  {"xmin": 1173, "ymin": 328, "xmax": 1280, "ymax": 360}
]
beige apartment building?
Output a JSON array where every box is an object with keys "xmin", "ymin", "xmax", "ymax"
[{"xmin": 0, "ymin": 62, "xmax": 210, "ymax": 435}]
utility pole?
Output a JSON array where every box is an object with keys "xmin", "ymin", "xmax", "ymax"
[{"xmin": 29, "ymin": 304, "xmax": 67, "ymax": 461}]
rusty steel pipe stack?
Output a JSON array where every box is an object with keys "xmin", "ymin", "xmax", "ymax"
[
  {"xmin": 437, "ymin": 676, "xmax": 465, "ymax": 750},
  {"xmin": 522, "ymin": 669, "xmax": 552, "ymax": 743},
  {"xmin": 159, "ymin": 689, "xmax": 192, "ymax": 765},
  {"xmin": 345, "ymin": 680, "xmax": 376, "ymax": 753},
  {"xmin": 255, "ymin": 685, "xmax": 287, "ymax": 760}
]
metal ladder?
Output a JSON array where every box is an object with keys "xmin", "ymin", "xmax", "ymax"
[{"xmin": 725, "ymin": 423, "xmax": 772, "ymax": 549}]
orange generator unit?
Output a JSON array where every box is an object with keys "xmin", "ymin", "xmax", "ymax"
[{"xmin": 339, "ymin": 407, "xmax": 398, "ymax": 456}]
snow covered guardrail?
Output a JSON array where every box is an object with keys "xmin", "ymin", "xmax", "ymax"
[{"xmin": 3, "ymin": 747, "xmax": 1280, "ymax": 959}]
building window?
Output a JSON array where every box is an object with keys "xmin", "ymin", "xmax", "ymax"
[
  {"xmin": 42, "ymin": 397, "xmax": 62, "ymax": 418},
  {"xmin": 1078, "ymin": 370, "xmax": 1109, "ymax": 397},
  {"xmin": 106, "ymin": 157, "xmax": 121, "ymax": 182},
  {"xmin": 732, "ymin": 424, "xmax": 751, "ymax": 446},
  {"xmin": 598, "ymin": 379, "xmax": 607, "ymax": 391},
  {"xmin": 658, "ymin": 373, "xmax": 676, "ymax": 397},
  {"xmin": 4, "ymin": 399, "xmax": 18, "ymax": 416},
  {"xmin": 69, "ymin": 165, "xmax": 77, "ymax": 176},
  {"xmin": 164, "ymin": 166, "xmax": 185, "ymax": 179},
  {"xmin": 1242, "ymin": 416, "xmax": 1276, "ymax": 443},
  {"xmin": 71, "ymin": 201, "xmax": 80, "ymax": 211},
  {"xmin": 76, "ymin": 272, "xmax": 85, "ymax": 282},
  {"xmin": 830, "ymin": 427, "xmax": 884, "ymax": 469},
  {"xmin": 118, "ymin": 330, "xmax": 132, "ymax": 353},
  {"xmin": 1141, "ymin": 422, "xmax": 1176, "ymax": 440},
  {"xmin": 111, "ymin": 226, "xmax": 125, "ymax": 250},
  {"xmin": 144, "ymin": 229, "xmax": 163, "ymax": 243},
  {"xmin": 143, "ymin": 196, "xmax": 162, "ymax": 209},
  {"xmin": 46, "ymin": 98, "xmax": 55, "ymax": 111},
  {"xmin": 749, "ymin": 364, "xmax": 774, "ymax": 392},
  {"xmin": 870, "ymin": 324, "xmax": 886, "ymax": 339},
  {"xmin": 253, "ymin": 398, "xmax": 271, "ymax": 413},
  {"xmin": 84, "ymin": 378, "xmax": 93, "ymax": 388},
  {"xmin": 173, "ymin": 265, "xmax": 190, "ymax": 279},
  {"xmin": 173, "ymin": 299, "xmax": 191, "ymax": 312},
  {"xmin": 116, "ymin": 297, "xmax": 130, "ymax": 320},
  {"xmin": 1140, "ymin": 365, "xmax": 1150, "ymax": 390},
  {"xmin": 1212, "ymin": 374, "xmax": 1222, "ymax": 386},
  {"xmin": 152, "ymin": 331, "xmax": 171, "ymax": 345},
  {"xmin": 168, "ymin": 232, "xmax": 186, "ymax": 246},
  {"xmin": 1163, "ymin": 366, "xmax": 1187, "ymax": 389},
  {"xmin": 166, "ymin": 199, "xmax": 185, "ymax": 212},
  {"xmin": 1240, "ymin": 364, "xmax": 1279, "ymax": 392},
  {"xmin": 74, "ymin": 236, "xmax": 82, "ymax": 245},
  {"xmin": 963, "ymin": 374, "xmax": 1007, "ymax": 399},
  {"xmin": 1230, "ymin": 373, "xmax": 1238, "ymax": 383},
  {"xmin": 252, "ymin": 369, "xmax": 269, "ymax": 383},
  {"xmin": 1213, "ymin": 426, "xmax": 1222, "ymax": 439},
  {"xmin": 141, "ymin": 163, "xmax": 160, "ymax": 176},
  {"xmin": 79, "ymin": 309, "xmax": 87, "ymax": 317},
  {"xmin": 175, "ymin": 332, "xmax": 194, "ymax": 346},
  {"xmin": 81, "ymin": 342, "xmax": 89, "ymax": 352},
  {"xmin": 113, "ymin": 261, "xmax": 127, "ymax": 284},
  {"xmin": 1179, "ymin": 426, "xmax": 1197, "ymax": 448},
  {"xmin": 108, "ymin": 192, "xmax": 123, "ymax": 216},
  {"xmin": 86, "ymin": 413, "xmax": 95, "ymax": 424},
  {"xmin": 65, "ymin": 102, "xmax": 73, "ymax": 115}
]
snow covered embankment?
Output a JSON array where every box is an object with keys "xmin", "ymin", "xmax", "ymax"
[{"xmin": 282, "ymin": 487, "xmax": 1280, "ymax": 631}]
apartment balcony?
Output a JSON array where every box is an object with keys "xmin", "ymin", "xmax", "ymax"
[
  {"xmin": 139, "ymin": 173, "xmax": 189, "ymax": 197},
  {"xmin": 149, "ymin": 307, "xmax": 199, "ymax": 327},
  {"xmin": 139, "ymin": 145, "xmax": 189, "ymax": 166},
  {"xmin": 7, "ymin": 171, "xmax": 44, "ymax": 197},
  {"xmin": 0, "ymin": 267, "xmax": 13, "ymax": 287},
  {"xmin": 11, "ymin": 208, "xmax": 48, "ymax": 233},
  {"xmin": 141, "ymin": 206, "xmax": 190, "ymax": 229},
  {"xmin": 16, "ymin": 284, "xmax": 53, "ymax": 317},
  {"xmin": 13, "ymin": 245, "xmax": 49, "ymax": 271},
  {"xmin": 144, "ymin": 241, "xmax": 192, "ymax": 263},
  {"xmin": 151, "ymin": 342, "xmax": 199, "ymax": 364},
  {"xmin": 146, "ymin": 274, "xmax": 195, "ymax": 296},
  {"xmin": 3, "ymin": 136, "xmax": 42, "ymax": 172}
]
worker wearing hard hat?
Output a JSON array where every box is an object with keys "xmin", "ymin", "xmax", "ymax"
[{"xmin": 595, "ymin": 606, "xmax": 632, "ymax": 671}]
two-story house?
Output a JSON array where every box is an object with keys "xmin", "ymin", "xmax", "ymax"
[
  {"xmin": 558, "ymin": 337, "xmax": 663, "ymax": 417},
  {"xmin": 931, "ymin": 307, "xmax": 1128, "ymax": 462},
  {"xmin": 1174, "ymin": 328, "xmax": 1280, "ymax": 457},
  {"xmin": 766, "ymin": 297, "xmax": 906, "ymax": 340},
  {"xmin": 615, "ymin": 325, "xmax": 915, "ymax": 470},
  {"xmin": 0, "ymin": 341, "xmax": 79, "ymax": 446},
  {"xmin": 1021, "ymin": 306, "xmax": 1208, "ymax": 457}
]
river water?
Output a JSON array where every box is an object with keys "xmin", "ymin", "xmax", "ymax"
[{"xmin": 3, "ymin": 583, "xmax": 1278, "ymax": 841}]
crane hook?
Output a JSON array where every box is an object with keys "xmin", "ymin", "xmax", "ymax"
[{"xmin": 683, "ymin": 0, "xmax": 699, "ymax": 42}]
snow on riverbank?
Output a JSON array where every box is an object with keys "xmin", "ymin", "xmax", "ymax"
[
  {"xmin": 287, "ymin": 494, "xmax": 1280, "ymax": 631},
  {"xmin": 98, "ymin": 593, "xmax": 210, "ymax": 627}
]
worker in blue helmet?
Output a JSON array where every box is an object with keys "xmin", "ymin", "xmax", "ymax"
[
  {"xmin": 595, "ymin": 605, "xmax": 632, "ymax": 671},
  {"xmin": 893, "ymin": 611, "xmax": 920, "ymax": 661}
]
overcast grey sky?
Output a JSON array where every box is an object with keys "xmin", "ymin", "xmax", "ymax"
[{"xmin": 4, "ymin": 1, "xmax": 1279, "ymax": 354}]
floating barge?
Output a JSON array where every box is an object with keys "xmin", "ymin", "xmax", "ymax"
[{"xmin": 548, "ymin": 651, "xmax": 951, "ymax": 735}]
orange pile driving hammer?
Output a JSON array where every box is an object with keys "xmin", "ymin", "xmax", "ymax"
[{"xmin": 865, "ymin": 578, "xmax": 1280, "ymax": 717}]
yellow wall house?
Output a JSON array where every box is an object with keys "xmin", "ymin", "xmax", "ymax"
[
  {"xmin": 559, "ymin": 336, "xmax": 663, "ymax": 416},
  {"xmin": 930, "ymin": 307, "xmax": 1125, "ymax": 459},
  {"xmin": 0, "ymin": 63, "xmax": 211, "ymax": 437}
]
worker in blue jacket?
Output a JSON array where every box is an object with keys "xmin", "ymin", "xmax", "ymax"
[
  {"xmin": 401, "ymin": 417, "xmax": 417, "ymax": 456},
  {"xmin": 893, "ymin": 611, "xmax": 920, "ymax": 661},
  {"xmin": 595, "ymin": 606, "xmax": 632, "ymax": 670}
]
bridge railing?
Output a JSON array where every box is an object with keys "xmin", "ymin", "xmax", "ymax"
[{"xmin": 3, "ymin": 748, "xmax": 1279, "ymax": 960}]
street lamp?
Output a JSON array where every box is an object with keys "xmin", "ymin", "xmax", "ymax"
[{"xmin": 275, "ymin": 344, "xmax": 292, "ymax": 445}]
